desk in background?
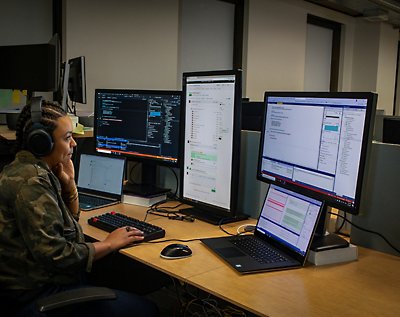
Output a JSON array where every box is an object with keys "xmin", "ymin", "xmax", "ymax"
[
  {"xmin": 80, "ymin": 203, "xmax": 400, "ymax": 317},
  {"xmin": 0, "ymin": 124, "xmax": 94, "ymax": 173},
  {"xmin": 0, "ymin": 124, "xmax": 93, "ymax": 141}
]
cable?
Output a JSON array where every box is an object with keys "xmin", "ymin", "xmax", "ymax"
[
  {"xmin": 144, "ymin": 238, "xmax": 201, "ymax": 244},
  {"xmin": 236, "ymin": 224, "xmax": 256, "ymax": 235},
  {"xmin": 329, "ymin": 211, "xmax": 400, "ymax": 254},
  {"xmin": 334, "ymin": 211, "xmax": 346, "ymax": 234},
  {"xmin": 145, "ymin": 200, "xmax": 193, "ymax": 222},
  {"xmin": 218, "ymin": 222, "xmax": 237, "ymax": 236}
]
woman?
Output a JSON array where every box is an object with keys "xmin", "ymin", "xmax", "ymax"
[{"xmin": 0, "ymin": 100, "xmax": 159, "ymax": 316}]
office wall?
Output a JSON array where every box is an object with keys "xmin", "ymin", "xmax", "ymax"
[
  {"xmin": 64, "ymin": 0, "xmax": 180, "ymax": 112},
  {"xmin": 246, "ymin": 0, "xmax": 307, "ymax": 100},
  {"xmin": 376, "ymin": 23, "xmax": 398, "ymax": 114},
  {"xmin": 351, "ymin": 20, "xmax": 398, "ymax": 115},
  {"xmin": 180, "ymin": 0, "xmax": 234, "ymax": 73},
  {"xmin": 0, "ymin": 0, "xmax": 53, "ymax": 111},
  {"xmin": 0, "ymin": 0, "xmax": 52, "ymax": 45},
  {"xmin": 245, "ymin": 0, "xmax": 398, "ymax": 114}
]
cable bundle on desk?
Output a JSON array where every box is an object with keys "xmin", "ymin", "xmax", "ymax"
[{"xmin": 145, "ymin": 200, "xmax": 195, "ymax": 222}]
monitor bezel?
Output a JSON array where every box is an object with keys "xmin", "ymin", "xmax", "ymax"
[
  {"xmin": 93, "ymin": 88, "xmax": 183, "ymax": 169},
  {"xmin": 257, "ymin": 91, "xmax": 377, "ymax": 215},
  {"xmin": 179, "ymin": 69, "xmax": 242, "ymax": 221}
]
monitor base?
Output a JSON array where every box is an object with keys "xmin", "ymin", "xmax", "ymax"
[
  {"xmin": 310, "ymin": 233, "xmax": 349, "ymax": 252},
  {"xmin": 179, "ymin": 207, "xmax": 248, "ymax": 225}
]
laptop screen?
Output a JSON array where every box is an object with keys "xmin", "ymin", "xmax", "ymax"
[
  {"xmin": 257, "ymin": 184, "xmax": 323, "ymax": 256},
  {"xmin": 77, "ymin": 154, "xmax": 125, "ymax": 195}
]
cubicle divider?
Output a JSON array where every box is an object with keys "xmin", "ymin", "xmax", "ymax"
[{"xmin": 351, "ymin": 141, "xmax": 400, "ymax": 256}]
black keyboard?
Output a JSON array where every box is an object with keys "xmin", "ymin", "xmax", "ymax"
[
  {"xmin": 88, "ymin": 212, "xmax": 165, "ymax": 242},
  {"xmin": 230, "ymin": 235, "xmax": 287, "ymax": 264}
]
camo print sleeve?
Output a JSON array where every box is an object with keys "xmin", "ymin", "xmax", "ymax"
[
  {"xmin": 16, "ymin": 174, "xmax": 94, "ymax": 271},
  {"xmin": 0, "ymin": 151, "xmax": 95, "ymax": 289}
]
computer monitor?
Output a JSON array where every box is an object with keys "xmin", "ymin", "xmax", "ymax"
[
  {"xmin": 382, "ymin": 116, "xmax": 400, "ymax": 145},
  {"xmin": 61, "ymin": 56, "xmax": 86, "ymax": 114},
  {"xmin": 257, "ymin": 91, "xmax": 377, "ymax": 250},
  {"xmin": 179, "ymin": 69, "xmax": 245, "ymax": 225},
  {"xmin": 94, "ymin": 89, "xmax": 182, "ymax": 197},
  {"xmin": 0, "ymin": 38, "xmax": 60, "ymax": 92},
  {"xmin": 68, "ymin": 56, "xmax": 86, "ymax": 104}
]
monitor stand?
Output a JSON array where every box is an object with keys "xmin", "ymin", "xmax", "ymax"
[
  {"xmin": 123, "ymin": 183, "xmax": 170, "ymax": 197},
  {"xmin": 179, "ymin": 206, "xmax": 248, "ymax": 226},
  {"xmin": 123, "ymin": 161, "xmax": 170, "ymax": 197},
  {"xmin": 310, "ymin": 205, "xmax": 349, "ymax": 252}
]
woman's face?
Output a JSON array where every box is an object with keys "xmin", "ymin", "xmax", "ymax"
[{"xmin": 43, "ymin": 116, "xmax": 77, "ymax": 168}]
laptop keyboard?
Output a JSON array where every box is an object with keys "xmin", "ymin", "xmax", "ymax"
[
  {"xmin": 79, "ymin": 194, "xmax": 114, "ymax": 206},
  {"xmin": 230, "ymin": 235, "xmax": 288, "ymax": 264},
  {"xmin": 88, "ymin": 212, "xmax": 165, "ymax": 242}
]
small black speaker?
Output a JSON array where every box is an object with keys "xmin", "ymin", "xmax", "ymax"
[{"xmin": 27, "ymin": 97, "xmax": 53, "ymax": 156}]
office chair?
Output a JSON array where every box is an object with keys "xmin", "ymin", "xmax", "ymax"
[{"xmin": 35, "ymin": 287, "xmax": 116, "ymax": 315}]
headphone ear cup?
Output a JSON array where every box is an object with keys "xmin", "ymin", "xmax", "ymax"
[{"xmin": 27, "ymin": 127, "xmax": 53, "ymax": 157}]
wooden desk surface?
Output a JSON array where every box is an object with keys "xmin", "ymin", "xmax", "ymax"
[
  {"xmin": 80, "ymin": 203, "xmax": 400, "ymax": 317},
  {"xmin": 189, "ymin": 248, "xmax": 400, "ymax": 317},
  {"xmin": 0, "ymin": 124, "xmax": 93, "ymax": 140},
  {"xmin": 79, "ymin": 203, "xmax": 241, "ymax": 279}
]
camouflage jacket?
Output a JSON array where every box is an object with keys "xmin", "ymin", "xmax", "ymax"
[{"xmin": 0, "ymin": 151, "xmax": 95, "ymax": 291}]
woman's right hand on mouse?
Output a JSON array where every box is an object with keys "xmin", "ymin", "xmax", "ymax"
[{"xmin": 93, "ymin": 226, "xmax": 144, "ymax": 260}]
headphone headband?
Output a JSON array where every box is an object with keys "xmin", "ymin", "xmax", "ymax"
[
  {"xmin": 30, "ymin": 96, "xmax": 43, "ymax": 123},
  {"xmin": 27, "ymin": 96, "xmax": 54, "ymax": 157}
]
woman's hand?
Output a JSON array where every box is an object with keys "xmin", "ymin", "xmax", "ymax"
[
  {"xmin": 93, "ymin": 227, "xmax": 145, "ymax": 260},
  {"xmin": 53, "ymin": 159, "xmax": 75, "ymax": 193},
  {"xmin": 106, "ymin": 226, "xmax": 145, "ymax": 250}
]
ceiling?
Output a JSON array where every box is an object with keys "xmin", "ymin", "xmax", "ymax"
[{"xmin": 305, "ymin": 0, "xmax": 400, "ymax": 28}]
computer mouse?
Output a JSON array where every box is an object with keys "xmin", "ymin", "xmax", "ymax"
[{"xmin": 160, "ymin": 243, "xmax": 192, "ymax": 259}]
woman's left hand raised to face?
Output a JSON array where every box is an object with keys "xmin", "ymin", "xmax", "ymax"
[{"xmin": 53, "ymin": 159, "xmax": 76, "ymax": 192}]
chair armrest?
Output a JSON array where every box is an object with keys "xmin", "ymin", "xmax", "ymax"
[{"xmin": 36, "ymin": 287, "xmax": 116, "ymax": 312}]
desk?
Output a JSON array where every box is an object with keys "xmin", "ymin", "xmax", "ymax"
[
  {"xmin": 0, "ymin": 124, "xmax": 93, "ymax": 141},
  {"xmin": 80, "ymin": 203, "xmax": 400, "ymax": 317}
]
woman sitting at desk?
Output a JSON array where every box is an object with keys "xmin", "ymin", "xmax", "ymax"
[{"xmin": 0, "ymin": 100, "xmax": 159, "ymax": 316}]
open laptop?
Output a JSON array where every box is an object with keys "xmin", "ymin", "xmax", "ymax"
[
  {"xmin": 201, "ymin": 184, "xmax": 324, "ymax": 274},
  {"xmin": 77, "ymin": 153, "xmax": 125, "ymax": 211}
]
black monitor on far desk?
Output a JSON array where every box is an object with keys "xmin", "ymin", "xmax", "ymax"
[{"xmin": 382, "ymin": 116, "xmax": 400, "ymax": 145}]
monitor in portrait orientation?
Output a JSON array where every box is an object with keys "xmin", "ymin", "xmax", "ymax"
[
  {"xmin": 94, "ymin": 89, "xmax": 182, "ymax": 197},
  {"xmin": 179, "ymin": 69, "xmax": 245, "ymax": 225},
  {"xmin": 0, "ymin": 38, "xmax": 59, "ymax": 92},
  {"xmin": 67, "ymin": 56, "xmax": 86, "ymax": 104},
  {"xmin": 61, "ymin": 56, "xmax": 86, "ymax": 113},
  {"xmin": 257, "ymin": 91, "xmax": 377, "ymax": 250}
]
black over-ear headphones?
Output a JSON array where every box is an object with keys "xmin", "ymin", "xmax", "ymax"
[{"xmin": 27, "ymin": 96, "xmax": 54, "ymax": 157}]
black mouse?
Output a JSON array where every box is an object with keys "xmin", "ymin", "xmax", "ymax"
[{"xmin": 160, "ymin": 243, "xmax": 192, "ymax": 259}]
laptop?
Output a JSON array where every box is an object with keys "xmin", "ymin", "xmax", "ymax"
[
  {"xmin": 77, "ymin": 153, "xmax": 125, "ymax": 211},
  {"xmin": 201, "ymin": 184, "xmax": 324, "ymax": 274}
]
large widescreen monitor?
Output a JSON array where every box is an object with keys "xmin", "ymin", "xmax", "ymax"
[
  {"xmin": 257, "ymin": 91, "xmax": 377, "ymax": 249},
  {"xmin": 94, "ymin": 89, "xmax": 182, "ymax": 197},
  {"xmin": 179, "ymin": 69, "xmax": 244, "ymax": 225},
  {"xmin": 0, "ymin": 39, "xmax": 59, "ymax": 92}
]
